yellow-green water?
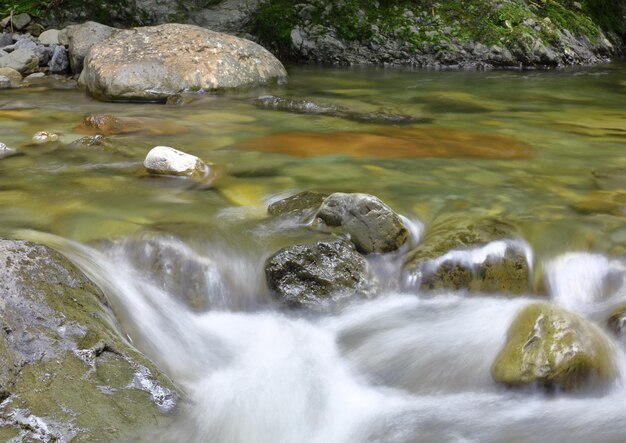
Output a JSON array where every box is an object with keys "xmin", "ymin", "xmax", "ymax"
[{"xmin": 0, "ymin": 63, "xmax": 624, "ymax": 259}]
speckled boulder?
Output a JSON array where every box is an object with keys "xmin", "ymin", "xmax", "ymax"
[
  {"xmin": 492, "ymin": 303, "xmax": 615, "ymax": 391},
  {"xmin": 80, "ymin": 23, "xmax": 287, "ymax": 102},
  {"xmin": 265, "ymin": 240, "xmax": 378, "ymax": 308}
]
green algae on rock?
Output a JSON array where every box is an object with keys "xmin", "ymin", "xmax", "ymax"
[
  {"xmin": 0, "ymin": 239, "xmax": 178, "ymax": 441},
  {"xmin": 492, "ymin": 303, "xmax": 616, "ymax": 391},
  {"xmin": 268, "ymin": 191, "xmax": 329, "ymax": 219}
]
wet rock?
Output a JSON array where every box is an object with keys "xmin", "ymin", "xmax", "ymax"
[
  {"xmin": 0, "ymin": 48, "xmax": 38, "ymax": 74},
  {"xmin": 316, "ymin": 193, "xmax": 408, "ymax": 254},
  {"xmin": 77, "ymin": 113, "xmax": 188, "ymax": 136},
  {"xmin": 65, "ymin": 135, "xmax": 114, "ymax": 150},
  {"xmin": 254, "ymin": 95, "xmax": 430, "ymax": 125},
  {"xmin": 61, "ymin": 21, "xmax": 117, "ymax": 73},
  {"xmin": 24, "ymin": 72, "xmax": 45, "ymax": 80},
  {"xmin": 0, "ymin": 74, "xmax": 9, "ymax": 89},
  {"xmin": 265, "ymin": 240, "xmax": 378, "ymax": 308},
  {"xmin": 267, "ymin": 191, "xmax": 328, "ymax": 220},
  {"xmin": 592, "ymin": 169, "xmax": 626, "ymax": 191},
  {"xmin": 80, "ymin": 23, "xmax": 287, "ymax": 102},
  {"xmin": 31, "ymin": 131, "xmax": 59, "ymax": 144},
  {"xmin": 573, "ymin": 191, "xmax": 626, "ymax": 217},
  {"xmin": 403, "ymin": 218, "xmax": 529, "ymax": 294},
  {"xmin": 38, "ymin": 29, "xmax": 60, "ymax": 45},
  {"xmin": 492, "ymin": 303, "xmax": 615, "ymax": 391},
  {"xmin": 0, "ymin": 142, "xmax": 17, "ymax": 158},
  {"xmin": 143, "ymin": 146, "xmax": 208, "ymax": 178},
  {"xmin": 0, "ymin": 239, "xmax": 177, "ymax": 440},
  {"xmin": 48, "ymin": 45, "xmax": 69, "ymax": 73}
]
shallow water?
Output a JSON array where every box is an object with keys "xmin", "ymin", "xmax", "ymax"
[{"xmin": 2, "ymin": 62, "xmax": 626, "ymax": 442}]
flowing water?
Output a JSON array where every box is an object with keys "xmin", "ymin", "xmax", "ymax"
[{"xmin": 1, "ymin": 62, "xmax": 626, "ymax": 442}]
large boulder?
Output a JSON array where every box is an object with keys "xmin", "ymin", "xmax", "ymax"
[
  {"xmin": 403, "ymin": 218, "xmax": 530, "ymax": 295},
  {"xmin": 0, "ymin": 239, "xmax": 177, "ymax": 441},
  {"xmin": 80, "ymin": 23, "xmax": 287, "ymax": 102},
  {"xmin": 316, "ymin": 193, "xmax": 409, "ymax": 254},
  {"xmin": 265, "ymin": 240, "xmax": 378, "ymax": 308},
  {"xmin": 60, "ymin": 21, "xmax": 117, "ymax": 73},
  {"xmin": 492, "ymin": 303, "xmax": 615, "ymax": 391}
]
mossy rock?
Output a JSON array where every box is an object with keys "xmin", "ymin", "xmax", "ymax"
[
  {"xmin": 492, "ymin": 303, "xmax": 616, "ymax": 391},
  {"xmin": 0, "ymin": 239, "xmax": 178, "ymax": 441},
  {"xmin": 267, "ymin": 191, "xmax": 329, "ymax": 220},
  {"xmin": 403, "ymin": 218, "xmax": 530, "ymax": 295}
]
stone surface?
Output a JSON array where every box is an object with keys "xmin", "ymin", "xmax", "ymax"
[
  {"xmin": 316, "ymin": 193, "xmax": 409, "ymax": 254},
  {"xmin": 77, "ymin": 113, "xmax": 188, "ymax": 136},
  {"xmin": 0, "ymin": 239, "xmax": 177, "ymax": 441},
  {"xmin": 492, "ymin": 303, "xmax": 615, "ymax": 391},
  {"xmin": 0, "ymin": 74, "xmax": 9, "ymax": 89},
  {"xmin": 38, "ymin": 29, "xmax": 60, "ymax": 45},
  {"xmin": 265, "ymin": 240, "xmax": 378, "ymax": 308},
  {"xmin": 267, "ymin": 191, "xmax": 328, "ymax": 219},
  {"xmin": 254, "ymin": 95, "xmax": 430, "ymax": 125},
  {"xmin": 0, "ymin": 142, "xmax": 17, "ymax": 158},
  {"xmin": 0, "ymin": 67, "xmax": 22, "ymax": 84},
  {"xmin": 143, "ymin": 146, "xmax": 207, "ymax": 177},
  {"xmin": 62, "ymin": 21, "xmax": 117, "ymax": 73},
  {"xmin": 48, "ymin": 45, "xmax": 69, "ymax": 73},
  {"xmin": 7, "ymin": 13, "xmax": 30, "ymax": 30},
  {"xmin": 32, "ymin": 131, "xmax": 60, "ymax": 144},
  {"xmin": 80, "ymin": 23, "xmax": 287, "ymax": 102},
  {"xmin": 0, "ymin": 48, "xmax": 38, "ymax": 74},
  {"xmin": 0, "ymin": 32, "xmax": 12, "ymax": 48}
]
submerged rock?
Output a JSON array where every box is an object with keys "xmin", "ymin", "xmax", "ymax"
[
  {"xmin": 0, "ymin": 239, "xmax": 177, "ymax": 440},
  {"xmin": 77, "ymin": 113, "xmax": 188, "ymax": 136},
  {"xmin": 492, "ymin": 303, "xmax": 615, "ymax": 391},
  {"xmin": 254, "ymin": 95, "xmax": 429, "ymax": 125},
  {"xmin": 265, "ymin": 240, "xmax": 378, "ymax": 308},
  {"xmin": 80, "ymin": 23, "xmax": 287, "ymax": 102},
  {"xmin": 237, "ymin": 128, "xmax": 532, "ymax": 159},
  {"xmin": 267, "ymin": 191, "xmax": 328, "ymax": 220},
  {"xmin": 316, "ymin": 193, "xmax": 408, "ymax": 254},
  {"xmin": 143, "ymin": 146, "xmax": 208, "ymax": 178},
  {"xmin": 403, "ymin": 218, "xmax": 530, "ymax": 294},
  {"xmin": 31, "ymin": 131, "xmax": 60, "ymax": 144}
]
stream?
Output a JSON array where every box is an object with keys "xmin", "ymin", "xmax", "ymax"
[{"xmin": 1, "ymin": 62, "xmax": 625, "ymax": 442}]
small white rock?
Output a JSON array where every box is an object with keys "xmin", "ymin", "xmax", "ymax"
[
  {"xmin": 32, "ymin": 131, "xmax": 60, "ymax": 144},
  {"xmin": 0, "ymin": 142, "xmax": 16, "ymax": 158},
  {"xmin": 143, "ymin": 146, "xmax": 206, "ymax": 177}
]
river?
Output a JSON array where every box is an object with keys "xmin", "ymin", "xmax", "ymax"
[{"xmin": 1, "ymin": 62, "xmax": 625, "ymax": 442}]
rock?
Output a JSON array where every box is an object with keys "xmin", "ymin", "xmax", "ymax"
[
  {"xmin": 573, "ymin": 191, "xmax": 626, "ymax": 217},
  {"xmin": 24, "ymin": 72, "xmax": 45, "ymax": 80},
  {"xmin": 316, "ymin": 193, "xmax": 408, "ymax": 254},
  {"xmin": 0, "ymin": 74, "xmax": 9, "ymax": 89},
  {"xmin": 143, "ymin": 146, "xmax": 208, "ymax": 178},
  {"xmin": 77, "ymin": 114, "xmax": 188, "ymax": 136},
  {"xmin": 48, "ymin": 45, "xmax": 69, "ymax": 73},
  {"xmin": 80, "ymin": 23, "xmax": 287, "ymax": 102},
  {"xmin": 32, "ymin": 131, "xmax": 60, "ymax": 144},
  {"xmin": 492, "ymin": 303, "xmax": 615, "ymax": 391},
  {"xmin": 0, "ymin": 48, "xmax": 39, "ymax": 74},
  {"xmin": 267, "ymin": 191, "xmax": 328, "ymax": 219},
  {"xmin": 0, "ymin": 239, "xmax": 177, "ymax": 440},
  {"xmin": 265, "ymin": 240, "xmax": 378, "ymax": 308},
  {"xmin": 6, "ymin": 13, "xmax": 30, "ymax": 30},
  {"xmin": 592, "ymin": 169, "xmax": 626, "ymax": 191},
  {"xmin": 0, "ymin": 67, "xmax": 22, "ymax": 84},
  {"xmin": 0, "ymin": 142, "xmax": 17, "ymax": 158},
  {"xmin": 62, "ymin": 21, "xmax": 117, "ymax": 73},
  {"xmin": 403, "ymin": 218, "xmax": 530, "ymax": 294},
  {"xmin": 65, "ymin": 135, "xmax": 114, "ymax": 150},
  {"xmin": 0, "ymin": 32, "xmax": 12, "ymax": 48},
  {"xmin": 38, "ymin": 29, "xmax": 60, "ymax": 45},
  {"xmin": 14, "ymin": 37, "xmax": 49, "ymax": 65},
  {"xmin": 254, "ymin": 95, "xmax": 430, "ymax": 125}
]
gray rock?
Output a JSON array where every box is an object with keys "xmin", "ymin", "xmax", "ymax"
[
  {"xmin": 14, "ymin": 37, "xmax": 49, "ymax": 65},
  {"xmin": 0, "ymin": 66, "xmax": 22, "ymax": 84},
  {"xmin": 80, "ymin": 23, "xmax": 287, "ymax": 102},
  {"xmin": 0, "ymin": 48, "xmax": 38, "ymax": 74},
  {"xmin": 316, "ymin": 193, "xmax": 409, "ymax": 254},
  {"xmin": 0, "ymin": 74, "xmax": 10, "ymax": 89},
  {"xmin": 48, "ymin": 45, "xmax": 69, "ymax": 73},
  {"xmin": 143, "ymin": 146, "xmax": 208, "ymax": 178},
  {"xmin": 0, "ymin": 142, "xmax": 17, "ymax": 158},
  {"xmin": 0, "ymin": 32, "xmax": 12, "ymax": 48},
  {"xmin": 265, "ymin": 240, "xmax": 378, "ymax": 308},
  {"xmin": 25, "ymin": 72, "xmax": 45, "ymax": 80},
  {"xmin": 38, "ymin": 29, "xmax": 60, "ymax": 45},
  {"xmin": 7, "ymin": 13, "xmax": 30, "ymax": 30},
  {"xmin": 0, "ymin": 239, "xmax": 178, "ymax": 440},
  {"xmin": 62, "ymin": 21, "xmax": 117, "ymax": 73}
]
